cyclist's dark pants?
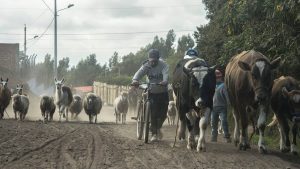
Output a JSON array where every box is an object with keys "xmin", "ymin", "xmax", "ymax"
[{"xmin": 149, "ymin": 92, "xmax": 169, "ymax": 134}]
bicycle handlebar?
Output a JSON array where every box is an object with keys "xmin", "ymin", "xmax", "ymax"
[
  {"xmin": 130, "ymin": 82, "xmax": 165, "ymax": 87},
  {"xmin": 130, "ymin": 82, "xmax": 166, "ymax": 91}
]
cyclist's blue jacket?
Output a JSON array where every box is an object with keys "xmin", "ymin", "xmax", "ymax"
[{"xmin": 132, "ymin": 59, "xmax": 169, "ymax": 94}]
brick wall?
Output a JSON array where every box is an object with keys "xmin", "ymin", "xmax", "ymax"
[{"xmin": 0, "ymin": 43, "xmax": 19, "ymax": 74}]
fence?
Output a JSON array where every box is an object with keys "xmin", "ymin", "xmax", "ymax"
[{"xmin": 93, "ymin": 81, "xmax": 130, "ymax": 106}]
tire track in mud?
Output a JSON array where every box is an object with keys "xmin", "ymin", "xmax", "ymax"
[
  {"xmin": 85, "ymin": 125, "xmax": 106, "ymax": 169},
  {"xmin": 90, "ymin": 125, "xmax": 116, "ymax": 168},
  {"xmin": 100, "ymin": 124, "xmax": 186, "ymax": 169},
  {"xmin": 86, "ymin": 130, "xmax": 96, "ymax": 168},
  {"xmin": 2, "ymin": 126, "xmax": 79, "ymax": 169},
  {"xmin": 57, "ymin": 134, "xmax": 78, "ymax": 169}
]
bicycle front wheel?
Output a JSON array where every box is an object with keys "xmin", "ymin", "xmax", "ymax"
[
  {"xmin": 136, "ymin": 101, "xmax": 144, "ymax": 140},
  {"xmin": 144, "ymin": 101, "xmax": 151, "ymax": 143}
]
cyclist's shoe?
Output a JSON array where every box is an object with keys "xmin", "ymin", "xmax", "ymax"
[
  {"xmin": 158, "ymin": 129, "xmax": 163, "ymax": 140},
  {"xmin": 150, "ymin": 134, "xmax": 158, "ymax": 142}
]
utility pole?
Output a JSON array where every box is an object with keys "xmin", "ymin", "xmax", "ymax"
[
  {"xmin": 53, "ymin": 2, "xmax": 73, "ymax": 79},
  {"xmin": 24, "ymin": 24, "xmax": 27, "ymax": 56},
  {"xmin": 54, "ymin": 0, "xmax": 58, "ymax": 78}
]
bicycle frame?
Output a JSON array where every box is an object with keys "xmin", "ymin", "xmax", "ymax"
[{"xmin": 133, "ymin": 83, "xmax": 162, "ymax": 143}]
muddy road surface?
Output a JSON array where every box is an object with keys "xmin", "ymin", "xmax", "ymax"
[{"xmin": 1, "ymin": 105, "xmax": 300, "ymax": 169}]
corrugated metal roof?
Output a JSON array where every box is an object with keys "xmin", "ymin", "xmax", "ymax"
[{"xmin": 73, "ymin": 86, "xmax": 93, "ymax": 92}]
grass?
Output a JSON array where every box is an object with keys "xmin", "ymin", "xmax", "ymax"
[{"xmin": 226, "ymin": 107, "xmax": 300, "ymax": 151}]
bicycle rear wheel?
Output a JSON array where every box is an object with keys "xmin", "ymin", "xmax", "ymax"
[
  {"xmin": 144, "ymin": 101, "xmax": 151, "ymax": 143},
  {"xmin": 136, "ymin": 101, "xmax": 144, "ymax": 140}
]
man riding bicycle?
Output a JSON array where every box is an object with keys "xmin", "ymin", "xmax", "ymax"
[{"xmin": 131, "ymin": 49, "xmax": 169, "ymax": 142}]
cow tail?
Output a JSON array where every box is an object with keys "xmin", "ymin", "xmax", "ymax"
[
  {"xmin": 172, "ymin": 83, "xmax": 181, "ymax": 148},
  {"xmin": 248, "ymin": 117, "xmax": 257, "ymax": 143}
]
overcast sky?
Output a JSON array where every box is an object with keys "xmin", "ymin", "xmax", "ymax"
[{"xmin": 0, "ymin": 0, "xmax": 208, "ymax": 66}]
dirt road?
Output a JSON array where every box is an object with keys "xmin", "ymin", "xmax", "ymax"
[{"xmin": 1, "ymin": 105, "xmax": 300, "ymax": 169}]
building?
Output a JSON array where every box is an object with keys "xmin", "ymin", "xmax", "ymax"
[{"xmin": 0, "ymin": 43, "xmax": 19, "ymax": 75}]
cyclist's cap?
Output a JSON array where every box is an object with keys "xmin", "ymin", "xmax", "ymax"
[{"xmin": 148, "ymin": 49, "xmax": 160, "ymax": 61}]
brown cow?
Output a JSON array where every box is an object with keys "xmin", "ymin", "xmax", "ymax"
[
  {"xmin": 225, "ymin": 50, "xmax": 280, "ymax": 153},
  {"xmin": 270, "ymin": 76, "xmax": 300, "ymax": 154}
]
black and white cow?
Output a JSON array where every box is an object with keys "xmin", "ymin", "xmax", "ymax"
[{"xmin": 172, "ymin": 58, "xmax": 216, "ymax": 152}]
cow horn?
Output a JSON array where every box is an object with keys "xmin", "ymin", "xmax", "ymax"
[
  {"xmin": 184, "ymin": 58, "xmax": 206, "ymax": 69},
  {"xmin": 282, "ymin": 87, "xmax": 289, "ymax": 98},
  {"xmin": 270, "ymin": 57, "xmax": 281, "ymax": 70},
  {"xmin": 209, "ymin": 65, "xmax": 217, "ymax": 71},
  {"xmin": 183, "ymin": 66, "xmax": 192, "ymax": 76}
]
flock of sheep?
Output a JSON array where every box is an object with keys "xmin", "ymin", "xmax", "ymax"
[
  {"xmin": 0, "ymin": 77, "xmax": 177, "ymax": 125},
  {"xmin": 0, "ymin": 78, "xmax": 102, "ymax": 123}
]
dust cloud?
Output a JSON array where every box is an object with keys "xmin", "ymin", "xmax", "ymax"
[{"xmin": 5, "ymin": 85, "xmax": 135, "ymax": 123}]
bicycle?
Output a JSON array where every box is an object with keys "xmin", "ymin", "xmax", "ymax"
[{"xmin": 131, "ymin": 83, "xmax": 162, "ymax": 143}]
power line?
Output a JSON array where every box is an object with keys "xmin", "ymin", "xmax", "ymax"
[
  {"xmin": 3, "ymin": 37, "xmax": 155, "ymax": 41},
  {"xmin": 40, "ymin": 0, "xmax": 54, "ymax": 14},
  {"xmin": 0, "ymin": 30, "xmax": 194, "ymax": 36},
  {"xmin": 28, "ymin": 47, "xmax": 141, "ymax": 49},
  {"xmin": 0, "ymin": 4, "xmax": 202, "ymax": 10},
  {"xmin": 77, "ymin": 4, "xmax": 203, "ymax": 10},
  {"xmin": 27, "ymin": 17, "xmax": 54, "ymax": 49},
  {"xmin": 29, "ymin": 8, "xmax": 48, "ymax": 26}
]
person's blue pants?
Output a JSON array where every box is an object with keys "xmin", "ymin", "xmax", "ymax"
[{"xmin": 211, "ymin": 107, "xmax": 230, "ymax": 138}]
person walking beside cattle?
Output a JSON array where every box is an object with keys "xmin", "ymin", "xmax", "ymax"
[
  {"xmin": 211, "ymin": 69, "xmax": 231, "ymax": 143},
  {"xmin": 131, "ymin": 48, "xmax": 169, "ymax": 142}
]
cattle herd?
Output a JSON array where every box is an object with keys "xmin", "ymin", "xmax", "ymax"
[{"xmin": 0, "ymin": 50, "xmax": 299, "ymax": 156}]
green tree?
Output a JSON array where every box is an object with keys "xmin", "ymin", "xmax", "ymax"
[
  {"xmin": 67, "ymin": 54, "xmax": 101, "ymax": 86},
  {"xmin": 195, "ymin": 0, "xmax": 300, "ymax": 78},
  {"xmin": 57, "ymin": 57, "xmax": 69, "ymax": 79},
  {"xmin": 176, "ymin": 34, "xmax": 195, "ymax": 59}
]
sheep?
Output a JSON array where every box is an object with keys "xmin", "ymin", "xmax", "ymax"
[
  {"xmin": 69, "ymin": 95, "xmax": 83, "ymax": 119},
  {"xmin": 40, "ymin": 95, "xmax": 56, "ymax": 123},
  {"xmin": 167, "ymin": 101, "xmax": 176, "ymax": 125},
  {"xmin": 11, "ymin": 94, "xmax": 29, "ymax": 121},
  {"xmin": 84, "ymin": 93, "xmax": 102, "ymax": 124},
  {"xmin": 114, "ymin": 92, "xmax": 129, "ymax": 124},
  {"xmin": 0, "ymin": 78, "xmax": 12, "ymax": 119}
]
